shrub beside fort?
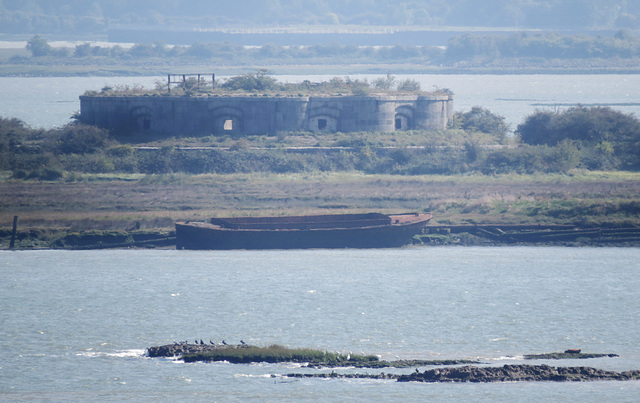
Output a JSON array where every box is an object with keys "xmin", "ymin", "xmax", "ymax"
[{"xmin": 2, "ymin": 111, "xmax": 640, "ymax": 179}]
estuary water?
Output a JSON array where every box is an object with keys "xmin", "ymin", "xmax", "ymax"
[
  {"xmin": 1, "ymin": 247, "xmax": 640, "ymax": 401},
  {"xmin": 1, "ymin": 74, "xmax": 639, "ymax": 130}
]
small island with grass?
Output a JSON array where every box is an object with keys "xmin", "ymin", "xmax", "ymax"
[
  {"xmin": 146, "ymin": 341, "xmax": 639, "ymax": 383},
  {"xmin": 146, "ymin": 342, "xmax": 479, "ymax": 368}
]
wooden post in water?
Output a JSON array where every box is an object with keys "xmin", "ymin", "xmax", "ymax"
[{"xmin": 10, "ymin": 215, "xmax": 18, "ymax": 249}]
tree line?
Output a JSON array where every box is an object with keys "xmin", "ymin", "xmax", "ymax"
[
  {"xmin": 445, "ymin": 30, "xmax": 640, "ymax": 62},
  {"xmin": 2, "ymin": 105, "xmax": 639, "ymax": 180},
  {"xmin": 14, "ymin": 31, "xmax": 640, "ymax": 68}
]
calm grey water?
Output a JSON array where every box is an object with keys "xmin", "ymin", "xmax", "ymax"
[
  {"xmin": 1, "ymin": 247, "xmax": 640, "ymax": 401},
  {"xmin": 1, "ymin": 74, "xmax": 639, "ymax": 130}
]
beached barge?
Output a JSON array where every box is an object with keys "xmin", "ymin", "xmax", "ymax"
[{"xmin": 175, "ymin": 212, "xmax": 431, "ymax": 250}]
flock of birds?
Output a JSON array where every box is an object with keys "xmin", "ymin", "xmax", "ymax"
[{"xmin": 173, "ymin": 340, "xmax": 247, "ymax": 346}]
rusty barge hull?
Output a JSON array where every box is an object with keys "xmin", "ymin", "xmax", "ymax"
[{"xmin": 175, "ymin": 213, "xmax": 431, "ymax": 250}]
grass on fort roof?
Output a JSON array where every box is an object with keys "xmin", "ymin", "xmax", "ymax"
[{"xmin": 85, "ymin": 72, "xmax": 453, "ymax": 98}]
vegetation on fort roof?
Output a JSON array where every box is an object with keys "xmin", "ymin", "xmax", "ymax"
[{"xmin": 86, "ymin": 71, "xmax": 435, "ymax": 97}]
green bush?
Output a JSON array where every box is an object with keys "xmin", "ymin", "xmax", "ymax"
[
  {"xmin": 50, "ymin": 124, "xmax": 111, "ymax": 154},
  {"xmin": 26, "ymin": 167, "xmax": 64, "ymax": 181},
  {"xmin": 517, "ymin": 106, "xmax": 640, "ymax": 169},
  {"xmin": 453, "ymin": 106, "xmax": 510, "ymax": 141}
]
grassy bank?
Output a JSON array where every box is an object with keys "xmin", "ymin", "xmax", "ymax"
[{"xmin": 2, "ymin": 171, "xmax": 640, "ymax": 248}]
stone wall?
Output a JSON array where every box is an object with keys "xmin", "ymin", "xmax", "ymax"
[{"xmin": 79, "ymin": 94, "xmax": 454, "ymax": 136}]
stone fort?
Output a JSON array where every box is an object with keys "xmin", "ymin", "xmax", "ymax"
[{"xmin": 80, "ymin": 92, "xmax": 453, "ymax": 136}]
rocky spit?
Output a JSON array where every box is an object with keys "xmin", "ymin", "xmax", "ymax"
[
  {"xmin": 395, "ymin": 364, "xmax": 640, "ymax": 383},
  {"xmin": 147, "ymin": 344, "xmax": 639, "ymax": 383},
  {"xmin": 282, "ymin": 364, "xmax": 640, "ymax": 383},
  {"xmin": 281, "ymin": 364, "xmax": 640, "ymax": 383}
]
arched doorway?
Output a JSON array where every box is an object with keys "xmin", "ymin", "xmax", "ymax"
[
  {"xmin": 211, "ymin": 107, "xmax": 243, "ymax": 134},
  {"xmin": 308, "ymin": 106, "xmax": 340, "ymax": 133},
  {"xmin": 394, "ymin": 105, "xmax": 414, "ymax": 131}
]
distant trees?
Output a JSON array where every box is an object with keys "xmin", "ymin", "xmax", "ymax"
[
  {"xmin": 445, "ymin": 31, "xmax": 640, "ymax": 62},
  {"xmin": 26, "ymin": 35, "xmax": 53, "ymax": 57},
  {"xmin": 18, "ymin": 30, "xmax": 640, "ymax": 69}
]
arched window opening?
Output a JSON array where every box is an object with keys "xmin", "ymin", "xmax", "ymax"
[{"xmin": 309, "ymin": 115, "xmax": 337, "ymax": 133}]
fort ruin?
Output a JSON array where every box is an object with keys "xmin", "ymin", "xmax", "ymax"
[{"xmin": 79, "ymin": 75, "xmax": 454, "ymax": 137}]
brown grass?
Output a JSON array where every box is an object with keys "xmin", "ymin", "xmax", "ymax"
[{"xmin": 2, "ymin": 171, "xmax": 640, "ymax": 231}]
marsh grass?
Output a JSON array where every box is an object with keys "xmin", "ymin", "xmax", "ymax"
[
  {"xmin": 182, "ymin": 344, "xmax": 378, "ymax": 365},
  {"xmin": 180, "ymin": 344, "xmax": 479, "ymax": 367}
]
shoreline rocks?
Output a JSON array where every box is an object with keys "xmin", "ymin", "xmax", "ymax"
[
  {"xmin": 524, "ymin": 352, "xmax": 619, "ymax": 360},
  {"xmin": 396, "ymin": 364, "xmax": 640, "ymax": 383},
  {"xmin": 281, "ymin": 365, "xmax": 640, "ymax": 383}
]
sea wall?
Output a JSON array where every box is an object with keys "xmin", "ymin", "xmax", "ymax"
[{"xmin": 79, "ymin": 94, "xmax": 454, "ymax": 136}]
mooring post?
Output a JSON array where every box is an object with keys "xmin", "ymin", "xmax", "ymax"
[{"xmin": 10, "ymin": 215, "xmax": 18, "ymax": 249}]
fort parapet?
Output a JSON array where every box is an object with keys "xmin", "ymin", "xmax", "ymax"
[{"xmin": 79, "ymin": 93, "xmax": 454, "ymax": 136}]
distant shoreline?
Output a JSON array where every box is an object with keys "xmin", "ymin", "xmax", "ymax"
[
  {"xmin": 2, "ymin": 61, "xmax": 640, "ymax": 77},
  {"xmin": 2, "ymin": 66, "xmax": 640, "ymax": 77}
]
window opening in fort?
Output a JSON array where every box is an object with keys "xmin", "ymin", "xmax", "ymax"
[
  {"xmin": 224, "ymin": 119, "xmax": 233, "ymax": 130},
  {"xmin": 395, "ymin": 118, "xmax": 402, "ymax": 130},
  {"xmin": 318, "ymin": 118, "xmax": 327, "ymax": 130},
  {"xmin": 143, "ymin": 119, "xmax": 151, "ymax": 130}
]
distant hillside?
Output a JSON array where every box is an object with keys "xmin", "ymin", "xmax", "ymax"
[{"xmin": 1, "ymin": 0, "xmax": 639, "ymax": 38}]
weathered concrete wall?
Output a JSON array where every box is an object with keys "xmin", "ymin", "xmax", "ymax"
[{"xmin": 80, "ymin": 94, "xmax": 453, "ymax": 136}]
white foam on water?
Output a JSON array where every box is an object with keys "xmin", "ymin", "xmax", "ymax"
[
  {"xmin": 489, "ymin": 355, "xmax": 525, "ymax": 361},
  {"xmin": 76, "ymin": 349, "xmax": 146, "ymax": 358},
  {"xmin": 235, "ymin": 373, "xmax": 274, "ymax": 378}
]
